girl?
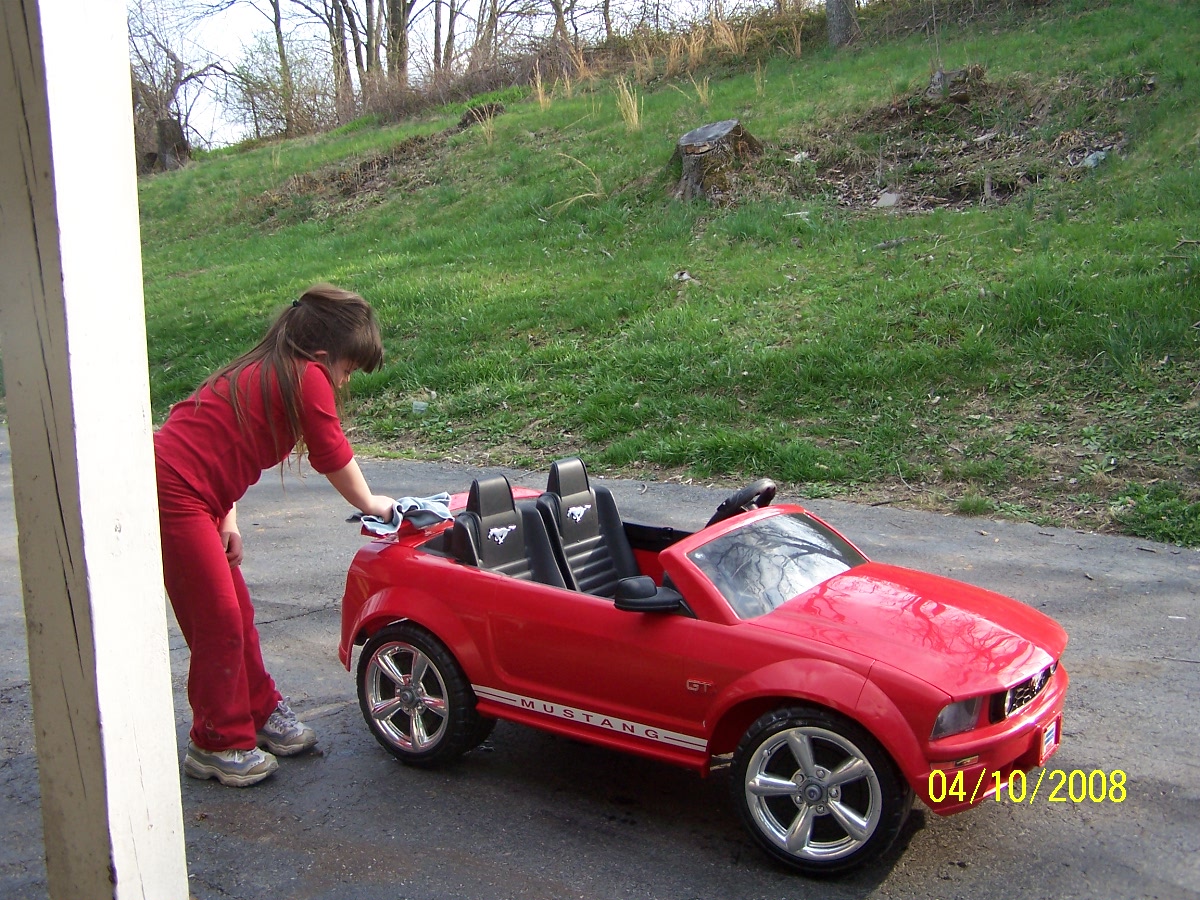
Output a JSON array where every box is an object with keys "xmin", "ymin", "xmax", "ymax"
[{"xmin": 154, "ymin": 284, "xmax": 395, "ymax": 787}]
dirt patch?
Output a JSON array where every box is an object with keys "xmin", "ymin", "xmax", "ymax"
[
  {"xmin": 246, "ymin": 134, "xmax": 447, "ymax": 225},
  {"xmin": 246, "ymin": 103, "xmax": 506, "ymax": 225},
  {"xmin": 752, "ymin": 68, "xmax": 1154, "ymax": 210}
]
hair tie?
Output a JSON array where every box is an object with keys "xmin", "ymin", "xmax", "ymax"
[{"xmin": 292, "ymin": 299, "xmax": 301, "ymax": 308}]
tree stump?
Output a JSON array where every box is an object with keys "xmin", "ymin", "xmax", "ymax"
[
  {"xmin": 924, "ymin": 65, "xmax": 985, "ymax": 104},
  {"xmin": 155, "ymin": 118, "xmax": 189, "ymax": 171},
  {"xmin": 672, "ymin": 120, "xmax": 763, "ymax": 203}
]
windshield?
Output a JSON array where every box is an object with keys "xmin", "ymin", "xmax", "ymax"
[{"xmin": 687, "ymin": 512, "xmax": 867, "ymax": 619}]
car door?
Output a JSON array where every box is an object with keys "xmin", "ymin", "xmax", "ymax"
[{"xmin": 481, "ymin": 576, "xmax": 718, "ymax": 746}]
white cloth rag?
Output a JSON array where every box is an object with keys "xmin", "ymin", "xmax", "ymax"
[{"xmin": 358, "ymin": 493, "xmax": 454, "ymax": 535}]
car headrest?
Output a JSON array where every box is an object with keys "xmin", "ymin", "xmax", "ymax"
[
  {"xmin": 468, "ymin": 474, "xmax": 516, "ymax": 518},
  {"xmin": 547, "ymin": 457, "xmax": 591, "ymax": 500},
  {"xmin": 455, "ymin": 475, "xmax": 528, "ymax": 571}
]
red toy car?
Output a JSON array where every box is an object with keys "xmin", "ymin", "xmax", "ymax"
[{"xmin": 338, "ymin": 458, "xmax": 1067, "ymax": 875}]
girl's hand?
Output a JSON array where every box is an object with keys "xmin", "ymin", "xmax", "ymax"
[
  {"xmin": 218, "ymin": 505, "xmax": 243, "ymax": 567},
  {"xmin": 364, "ymin": 495, "xmax": 396, "ymax": 521},
  {"xmin": 221, "ymin": 529, "xmax": 244, "ymax": 568}
]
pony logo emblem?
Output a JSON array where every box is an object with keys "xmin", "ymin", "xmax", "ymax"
[
  {"xmin": 488, "ymin": 525, "xmax": 517, "ymax": 545},
  {"xmin": 567, "ymin": 504, "xmax": 592, "ymax": 523}
]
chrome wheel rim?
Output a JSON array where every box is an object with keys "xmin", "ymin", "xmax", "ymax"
[
  {"xmin": 364, "ymin": 640, "xmax": 449, "ymax": 753},
  {"xmin": 744, "ymin": 725, "xmax": 882, "ymax": 862}
]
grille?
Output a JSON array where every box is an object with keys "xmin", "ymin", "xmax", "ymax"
[{"xmin": 989, "ymin": 662, "xmax": 1056, "ymax": 723}]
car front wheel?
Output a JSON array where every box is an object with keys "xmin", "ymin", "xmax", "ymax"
[
  {"xmin": 731, "ymin": 706, "xmax": 911, "ymax": 875},
  {"xmin": 357, "ymin": 622, "xmax": 491, "ymax": 766}
]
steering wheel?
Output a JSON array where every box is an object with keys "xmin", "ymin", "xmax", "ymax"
[{"xmin": 705, "ymin": 479, "xmax": 777, "ymax": 527}]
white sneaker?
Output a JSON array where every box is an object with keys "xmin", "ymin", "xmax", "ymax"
[
  {"xmin": 184, "ymin": 743, "xmax": 278, "ymax": 787},
  {"xmin": 257, "ymin": 698, "xmax": 318, "ymax": 756}
]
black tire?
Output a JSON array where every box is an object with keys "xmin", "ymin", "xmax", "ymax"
[
  {"xmin": 730, "ymin": 706, "xmax": 911, "ymax": 876},
  {"xmin": 468, "ymin": 715, "xmax": 497, "ymax": 750},
  {"xmin": 357, "ymin": 622, "xmax": 486, "ymax": 767}
]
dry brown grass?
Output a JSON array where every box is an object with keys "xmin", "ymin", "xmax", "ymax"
[
  {"xmin": 710, "ymin": 15, "xmax": 757, "ymax": 57},
  {"xmin": 631, "ymin": 41, "xmax": 656, "ymax": 84},
  {"xmin": 476, "ymin": 108, "xmax": 497, "ymax": 146},
  {"xmin": 665, "ymin": 36, "xmax": 686, "ymax": 79},
  {"xmin": 532, "ymin": 64, "xmax": 550, "ymax": 110},
  {"xmin": 614, "ymin": 77, "xmax": 642, "ymax": 131},
  {"xmin": 789, "ymin": 22, "xmax": 804, "ymax": 58},
  {"xmin": 566, "ymin": 42, "xmax": 596, "ymax": 88},
  {"xmin": 687, "ymin": 29, "xmax": 709, "ymax": 71}
]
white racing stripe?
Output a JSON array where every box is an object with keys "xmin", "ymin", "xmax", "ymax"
[{"xmin": 473, "ymin": 685, "xmax": 708, "ymax": 753}]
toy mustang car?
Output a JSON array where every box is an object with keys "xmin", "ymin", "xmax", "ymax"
[{"xmin": 338, "ymin": 457, "xmax": 1067, "ymax": 875}]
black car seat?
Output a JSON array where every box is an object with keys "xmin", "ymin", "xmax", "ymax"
[
  {"xmin": 450, "ymin": 475, "xmax": 566, "ymax": 588},
  {"xmin": 537, "ymin": 457, "xmax": 640, "ymax": 596}
]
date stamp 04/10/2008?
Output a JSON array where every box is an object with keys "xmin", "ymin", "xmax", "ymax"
[{"xmin": 928, "ymin": 768, "xmax": 1129, "ymax": 805}]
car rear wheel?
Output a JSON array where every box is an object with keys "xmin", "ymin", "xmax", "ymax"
[
  {"xmin": 731, "ymin": 706, "xmax": 911, "ymax": 875},
  {"xmin": 357, "ymin": 623, "xmax": 492, "ymax": 766}
]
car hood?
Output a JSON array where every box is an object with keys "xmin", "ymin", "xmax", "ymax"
[{"xmin": 755, "ymin": 562, "xmax": 1067, "ymax": 696}]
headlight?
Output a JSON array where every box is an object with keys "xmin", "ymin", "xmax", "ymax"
[{"xmin": 931, "ymin": 697, "xmax": 983, "ymax": 739}]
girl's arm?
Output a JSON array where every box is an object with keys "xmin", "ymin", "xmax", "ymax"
[
  {"xmin": 218, "ymin": 505, "xmax": 244, "ymax": 567},
  {"xmin": 325, "ymin": 458, "xmax": 395, "ymax": 519}
]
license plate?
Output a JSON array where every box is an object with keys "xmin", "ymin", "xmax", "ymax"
[{"xmin": 1039, "ymin": 717, "xmax": 1060, "ymax": 764}]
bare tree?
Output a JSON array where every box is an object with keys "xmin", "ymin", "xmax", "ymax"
[
  {"xmin": 129, "ymin": 0, "xmax": 224, "ymax": 168},
  {"xmin": 264, "ymin": 0, "xmax": 299, "ymax": 133},
  {"xmin": 547, "ymin": 0, "xmax": 571, "ymax": 43},
  {"xmin": 227, "ymin": 32, "xmax": 335, "ymax": 137},
  {"xmin": 469, "ymin": 0, "xmax": 502, "ymax": 68},
  {"xmin": 196, "ymin": 0, "xmax": 303, "ymax": 133},
  {"xmin": 331, "ymin": 0, "xmax": 356, "ymax": 119},
  {"xmin": 432, "ymin": 0, "xmax": 444, "ymax": 73},
  {"xmin": 468, "ymin": 0, "xmax": 539, "ymax": 70},
  {"xmin": 334, "ymin": 0, "xmax": 368, "ymax": 86},
  {"xmin": 468, "ymin": 0, "xmax": 501, "ymax": 69},
  {"xmin": 289, "ymin": 0, "xmax": 358, "ymax": 122},
  {"xmin": 386, "ymin": 0, "xmax": 422, "ymax": 84},
  {"xmin": 443, "ymin": 0, "xmax": 463, "ymax": 73},
  {"xmin": 365, "ymin": 0, "xmax": 382, "ymax": 71},
  {"xmin": 330, "ymin": 0, "xmax": 399, "ymax": 103},
  {"xmin": 826, "ymin": 0, "xmax": 858, "ymax": 48}
]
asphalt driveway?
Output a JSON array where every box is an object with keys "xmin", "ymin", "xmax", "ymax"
[{"xmin": 1, "ymin": 427, "xmax": 1197, "ymax": 899}]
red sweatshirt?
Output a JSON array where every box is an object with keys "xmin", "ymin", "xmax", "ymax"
[{"xmin": 154, "ymin": 361, "xmax": 353, "ymax": 519}]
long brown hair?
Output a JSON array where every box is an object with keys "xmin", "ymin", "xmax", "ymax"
[{"xmin": 202, "ymin": 284, "xmax": 383, "ymax": 453}]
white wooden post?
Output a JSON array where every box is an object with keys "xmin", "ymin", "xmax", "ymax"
[{"xmin": 0, "ymin": 2, "xmax": 189, "ymax": 898}]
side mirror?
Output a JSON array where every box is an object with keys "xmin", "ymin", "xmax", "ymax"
[{"xmin": 614, "ymin": 576, "xmax": 684, "ymax": 613}]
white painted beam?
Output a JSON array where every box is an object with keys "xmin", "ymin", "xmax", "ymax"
[{"xmin": 0, "ymin": 2, "xmax": 188, "ymax": 898}]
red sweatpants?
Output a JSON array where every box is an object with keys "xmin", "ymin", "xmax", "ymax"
[{"xmin": 157, "ymin": 463, "xmax": 281, "ymax": 751}]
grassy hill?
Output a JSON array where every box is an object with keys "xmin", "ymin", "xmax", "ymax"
[{"xmin": 137, "ymin": 0, "xmax": 1200, "ymax": 544}]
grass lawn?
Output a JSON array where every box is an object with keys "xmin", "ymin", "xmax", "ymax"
[{"xmin": 135, "ymin": 0, "xmax": 1200, "ymax": 544}]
